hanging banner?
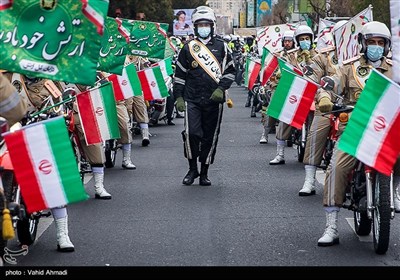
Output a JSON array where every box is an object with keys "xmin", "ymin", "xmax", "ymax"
[
  {"xmin": 256, "ymin": 22, "xmax": 305, "ymax": 54},
  {"xmin": 256, "ymin": 0, "xmax": 272, "ymax": 27},
  {"xmin": 390, "ymin": 0, "xmax": 400, "ymax": 84},
  {"xmin": 247, "ymin": 1, "xmax": 255, "ymax": 27},
  {"xmin": 334, "ymin": 5, "xmax": 373, "ymax": 65},
  {"xmin": 316, "ymin": 18, "xmax": 336, "ymax": 50},
  {"xmin": 124, "ymin": 19, "xmax": 169, "ymax": 59},
  {"xmin": 0, "ymin": 0, "xmax": 109, "ymax": 86},
  {"xmin": 98, "ymin": 17, "xmax": 131, "ymax": 75}
]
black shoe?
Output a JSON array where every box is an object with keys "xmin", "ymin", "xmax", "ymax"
[
  {"xmin": 199, "ymin": 174, "xmax": 211, "ymax": 186},
  {"xmin": 182, "ymin": 169, "xmax": 199, "ymax": 185},
  {"xmin": 167, "ymin": 120, "xmax": 175, "ymax": 125}
]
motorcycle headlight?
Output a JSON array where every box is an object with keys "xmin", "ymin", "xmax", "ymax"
[{"xmin": 339, "ymin": 113, "xmax": 348, "ymax": 123}]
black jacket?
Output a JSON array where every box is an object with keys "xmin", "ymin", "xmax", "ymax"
[{"xmin": 173, "ymin": 36, "xmax": 236, "ymax": 104}]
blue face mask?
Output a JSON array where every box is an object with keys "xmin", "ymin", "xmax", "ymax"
[
  {"xmin": 198, "ymin": 27, "xmax": 211, "ymax": 38},
  {"xmin": 367, "ymin": 45, "xmax": 384, "ymax": 62},
  {"xmin": 299, "ymin": 40, "xmax": 311, "ymax": 50}
]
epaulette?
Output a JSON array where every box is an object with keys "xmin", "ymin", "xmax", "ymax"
[
  {"xmin": 385, "ymin": 58, "xmax": 392, "ymax": 66},
  {"xmin": 318, "ymin": 45, "xmax": 335, "ymax": 54},
  {"xmin": 0, "ymin": 69, "xmax": 6, "ymax": 73},
  {"xmin": 342, "ymin": 55, "xmax": 361, "ymax": 65}
]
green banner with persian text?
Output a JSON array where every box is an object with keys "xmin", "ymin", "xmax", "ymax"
[
  {"xmin": 125, "ymin": 19, "xmax": 169, "ymax": 59},
  {"xmin": 0, "ymin": 0, "xmax": 109, "ymax": 86},
  {"xmin": 98, "ymin": 17, "xmax": 131, "ymax": 75}
]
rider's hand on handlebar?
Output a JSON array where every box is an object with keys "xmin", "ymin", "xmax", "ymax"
[{"xmin": 318, "ymin": 97, "xmax": 334, "ymax": 113}]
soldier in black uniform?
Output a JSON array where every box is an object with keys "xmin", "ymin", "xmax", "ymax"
[{"xmin": 174, "ymin": 6, "xmax": 236, "ymax": 186}]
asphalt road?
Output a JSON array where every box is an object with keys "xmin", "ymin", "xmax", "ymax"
[{"xmin": 2, "ymin": 84, "xmax": 400, "ymax": 272}]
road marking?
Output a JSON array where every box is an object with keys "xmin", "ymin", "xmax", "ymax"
[{"xmin": 345, "ymin": 217, "xmax": 373, "ymax": 242}]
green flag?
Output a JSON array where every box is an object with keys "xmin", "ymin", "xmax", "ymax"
[
  {"xmin": 98, "ymin": 17, "xmax": 131, "ymax": 75},
  {"xmin": 125, "ymin": 19, "xmax": 169, "ymax": 59},
  {"xmin": 0, "ymin": 0, "xmax": 109, "ymax": 86}
]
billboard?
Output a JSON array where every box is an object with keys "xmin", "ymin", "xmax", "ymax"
[
  {"xmin": 173, "ymin": 9, "xmax": 195, "ymax": 37},
  {"xmin": 247, "ymin": 1, "xmax": 255, "ymax": 27},
  {"xmin": 256, "ymin": 0, "xmax": 272, "ymax": 27}
]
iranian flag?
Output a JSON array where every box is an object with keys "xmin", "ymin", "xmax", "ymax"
[
  {"xmin": 138, "ymin": 66, "xmax": 170, "ymax": 100},
  {"xmin": 267, "ymin": 69, "xmax": 318, "ymax": 129},
  {"xmin": 338, "ymin": 70, "xmax": 400, "ymax": 176},
  {"xmin": 76, "ymin": 82, "xmax": 120, "ymax": 145},
  {"xmin": 244, "ymin": 57, "xmax": 261, "ymax": 90},
  {"xmin": 2, "ymin": 116, "xmax": 88, "ymax": 213},
  {"xmin": 0, "ymin": 0, "xmax": 12, "ymax": 10},
  {"xmin": 260, "ymin": 47, "xmax": 278, "ymax": 86},
  {"xmin": 152, "ymin": 57, "xmax": 174, "ymax": 80},
  {"xmin": 108, "ymin": 62, "xmax": 143, "ymax": 101},
  {"xmin": 278, "ymin": 57, "xmax": 303, "ymax": 76},
  {"xmin": 81, "ymin": 0, "xmax": 109, "ymax": 35}
]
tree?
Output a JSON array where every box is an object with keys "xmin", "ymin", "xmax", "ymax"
[
  {"xmin": 135, "ymin": 0, "xmax": 174, "ymax": 23},
  {"xmin": 352, "ymin": 0, "xmax": 390, "ymax": 27},
  {"xmin": 172, "ymin": 0, "xmax": 207, "ymax": 9}
]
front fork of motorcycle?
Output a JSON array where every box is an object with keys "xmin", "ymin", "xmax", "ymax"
[
  {"xmin": 365, "ymin": 169, "xmax": 395, "ymax": 219},
  {"xmin": 365, "ymin": 170, "xmax": 374, "ymax": 219}
]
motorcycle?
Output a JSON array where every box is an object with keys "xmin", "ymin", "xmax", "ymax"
[
  {"xmin": 329, "ymin": 104, "xmax": 395, "ymax": 254},
  {"xmin": 0, "ymin": 116, "xmax": 51, "ymax": 253}
]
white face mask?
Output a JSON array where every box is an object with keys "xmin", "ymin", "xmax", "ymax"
[{"xmin": 198, "ymin": 26, "xmax": 211, "ymax": 38}]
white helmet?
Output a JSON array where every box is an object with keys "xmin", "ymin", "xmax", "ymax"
[
  {"xmin": 358, "ymin": 21, "xmax": 391, "ymax": 56},
  {"xmin": 294, "ymin": 25, "xmax": 314, "ymax": 45},
  {"xmin": 223, "ymin": 34, "xmax": 231, "ymax": 42},
  {"xmin": 281, "ymin": 30, "xmax": 294, "ymax": 47},
  {"xmin": 191, "ymin": 6, "xmax": 216, "ymax": 25}
]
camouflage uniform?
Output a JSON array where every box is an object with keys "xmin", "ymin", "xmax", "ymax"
[
  {"xmin": 269, "ymin": 47, "xmax": 317, "ymax": 165},
  {"xmin": 319, "ymin": 55, "xmax": 399, "ymax": 207},
  {"xmin": 298, "ymin": 46, "xmax": 341, "ymax": 195}
]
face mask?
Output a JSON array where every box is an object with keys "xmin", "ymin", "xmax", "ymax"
[
  {"xmin": 367, "ymin": 45, "xmax": 384, "ymax": 62},
  {"xmin": 299, "ymin": 40, "xmax": 311, "ymax": 50},
  {"xmin": 198, "ymin": 27, "xmax": 211, "ymax": 38}
]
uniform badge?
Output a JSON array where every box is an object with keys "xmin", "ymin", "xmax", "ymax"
[
  {"xmin": 332, "ymin": 56, "xmax": 338, "ymax": 65},
  {"xmin": 191, "ymin": 61, "xmax": 198, "ymax": 68},
  {"xmin": 297, "ymin": 56, "xmax": 303, "ymax": 63},
  {"xmin": 192, "ymin": 43, "xmax": 200, "ymax": 53},
  {"xmin": 356, "ymin": 66, "xmax": 369, "ymax": 77}
]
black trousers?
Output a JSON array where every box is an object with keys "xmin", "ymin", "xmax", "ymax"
[{"xmin": 182, "ymin": 101, "xmax": 223, "ymax": 165}]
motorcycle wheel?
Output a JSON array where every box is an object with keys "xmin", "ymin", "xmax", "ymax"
[
  {"xmin": 0, "ymin": 170, "xmax": 18, "ymax": 252},
  {"xmin": 105, "ymin": 139, "xmax": 117, "ymax": 168},
  {"xmin": 16, "ymin": 202, "xmax": 39, "ymax": 246},
  {"xmin": 372, "ymin": 173, "xmax": 391, "ymax": 255},
  {"xmin": 353, "ymin": 171, "xmax": 372, "ymax": 236}
]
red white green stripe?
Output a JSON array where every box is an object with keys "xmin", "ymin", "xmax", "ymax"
[
  {"xmin": 76, "ymin": 82, "xmax": 120, "ymax": 145},
  {"xmin": 108, "ymin": 62, "xmax": 143, "ymax": 101},
  {"xmin": 278, "ymin": 57, "xmax": 303, "ymax": 76},
  {"xmin": 115, "ymin": 17, "xmax": 131, "ymax": 43},
  {"xmin": 138, "ymin": 66, "xmax": 170, "ymax": 100},
  {"xmin": 260, "ymin": 47, "xmax": 278, "ymax": 86},
  {"xmin": 152, "ymin": 57, "xmax": 174, "ymax": 80},
  {"xmin": 81, "ymin": 0, "xmax": 109, "ymax": 35},
  {"xmin": 0, "ymin": 0, "xmax": 12, "ymax": 10},
  {"xmin": 244, "ymin": 57, "xmax": 261, "ymax": 90},
  {"xmin": 338, "ymin": 70, "xmax": 400, "ymax": 176},
  {"xmin": 267, "ymin": 69, "xmax": 318, "ymax": 129},
  {"xmin": 3, "ymin": 116, "xmax": 87, "ymax": 213}
]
